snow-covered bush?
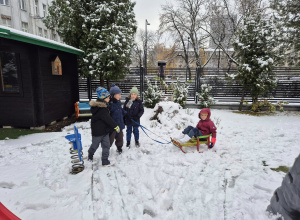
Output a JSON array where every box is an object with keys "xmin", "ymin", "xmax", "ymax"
[
  {"xmin": 143, "ymin": 78, "xmax": 162, "ymax": 108},
  {"xmin": 150, "ymin": 102, "xmax": 192, "ymax": 131},
  {"xmin": 196, "ymin": 84, "xmax": 216, "ymax": 108},
  {"xmin": 171, "ymin": 78, "xmax": 189, "ymax": 107}
]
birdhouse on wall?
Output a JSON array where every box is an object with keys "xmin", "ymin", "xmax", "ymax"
[{"xmin": 51, "ymin": 56, "xmax": 62, "ymax": 75}]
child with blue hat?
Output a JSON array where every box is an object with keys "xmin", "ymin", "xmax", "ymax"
[{"xmin": 88, "ymin": 87, "xmax": 120, "ymax": 166}]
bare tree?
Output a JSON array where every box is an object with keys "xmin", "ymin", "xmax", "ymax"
[
  {"xmin": 160, "ymin": 0, "xmax": 271, "ymax": 72},
  {"xmin": 160, "ymin": 0, "xmax": 225, "ymax": 79},
  {"xmin": 131, "ymin": 29, "xmax": 159, "ymax": 68}
]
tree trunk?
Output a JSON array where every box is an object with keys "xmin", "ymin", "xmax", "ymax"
[
  {"xmin": 106, "ymin": 80, "xmax": 110, "ymax": 91},
  {"xmin": 100, "ymin": 75, "xmax": 104, "ymax": 87},
  {"xmin": 239, "ymin": 88, "xmax": 245, "ymax": 111}
]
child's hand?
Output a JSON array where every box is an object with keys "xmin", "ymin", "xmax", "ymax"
[
  {"xmin": 209, "ymin": 138, "xmax": 216, "ymax": 148},
  {"xmin": 114, "ymin": 126, "xmax": 120, "ymax": 133},
  {"xmin": 126, "ymin": 99, "xmax": 133, "ymax": 108}
]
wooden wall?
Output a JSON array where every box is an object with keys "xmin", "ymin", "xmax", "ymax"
[{"xmin": 0, "ymin": 38, "xmax": 79, "ymax": 128}]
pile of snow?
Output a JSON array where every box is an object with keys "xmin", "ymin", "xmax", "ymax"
[{"xmin": 0, "ymin": 102, "xmax": 300, "ymax": 220}]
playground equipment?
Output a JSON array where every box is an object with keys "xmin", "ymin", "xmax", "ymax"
[
  {"xmin": 75, "ymin": 102, "xmax": 91, "ymax": 119},
  {"xmin": 0, "ymin": 202, "xmax": 21, "ymax": 220},
  {"xmin": 65, "ymin": 126, "xmax": 84, "ymax": 174}
]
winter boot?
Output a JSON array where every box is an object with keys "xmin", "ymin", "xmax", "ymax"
[
  {"xmin": 102, "ymin": 159, "xmax": 110, "ymax": 166},
  {"xmin": 178, "ymin": 135, "xmax": 191, "ymax": 144},
  {"xmin": 116, "ymin": 146, "xmax": 123, "ymax": 154},
  {"xmin": 174, "ymin": 133, "xmax": 185, "ymax": 141},
  {"xmin": 135, "ymin": 140, "xmax": 140, "ymax": 147},
  {"xmin": 88, "ymin": 153, "xmax": 93, "ymax": 161},
  {"xmin": 126, "ymin": 141, "xmax": 130, "ymax": 148}
]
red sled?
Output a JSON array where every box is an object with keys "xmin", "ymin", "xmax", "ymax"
[{"xmin": 0, "ymin": 203, "xmax": 21, "ymax": 220}]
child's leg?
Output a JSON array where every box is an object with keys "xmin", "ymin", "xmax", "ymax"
[
  {"xmin": 126, "ymin": 125, "xmax": 133, "ymax": 142},
  {"xmin": 182, "ymin": 126, "xmax": 194, "ymax": 135},
  {"xmin": 88, "ymin": 136, "xmax": 102, "ymax": 156},
  {"xmin": 100, "ymin": 134, "xmax": 111, "ymax": 164},
  {"xmin": 115, "ymin": 130, "xmax": 124, "ymax": 149},
  {"xmin": 188, "ymin": 128, "xmax": 203, "ymax": 138},
  {"xmin": 133, "ymin": 126, "xmax": 139, "ymax": 141},
  {"xmin": 109, "ymin": 131, "xmax": 116, "ymax": 147}
]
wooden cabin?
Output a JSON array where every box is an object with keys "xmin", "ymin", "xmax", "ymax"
[{"xmin": 0, "ymin": 25, "xmax": 84, "ymax": 128}]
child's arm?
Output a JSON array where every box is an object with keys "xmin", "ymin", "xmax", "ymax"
[
  {"xmin": 137, "ymin": 101, "xmax": 144, "ymax": 117},
  {"xmin": 209, "ymin": 122, "xmax": 217, "ymax": 148},
  {"xmin": 99, "ymin": 109, "xmax": 118, "ymax": 130}
]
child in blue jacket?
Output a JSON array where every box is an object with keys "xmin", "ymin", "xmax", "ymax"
[
  {"xmin": 109, "ymin": 84, "xmax": 127, "ymax": 154},
  {"xmin": 123, "ymin": 87, "xmax": 144, "ymax": 147}
]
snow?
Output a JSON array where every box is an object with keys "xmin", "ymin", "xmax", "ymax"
[
  {"xmin": 1, "ymin": 102, "xmax": 300, "ymax": 220},
  {"xmin": 0, "ymin": 25, "xmax": 83, "ymax": 53}
]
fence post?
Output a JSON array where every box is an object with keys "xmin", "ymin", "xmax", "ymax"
[
  {"xmin": 195, "ymin": 67, "xmax": 202, "ymax": 104},
  {"xmin": 140, "ymin": 67, "xmax": 144, "ymax": 101},
  {"xmin": 87, "ymin": 77, "xmax": 92, "ymax": 101}
]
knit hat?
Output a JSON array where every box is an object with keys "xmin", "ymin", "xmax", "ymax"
[
  {"xmin": 130, "ymin": 87, "xmax": 139, "ymax": 95},
  {"xmin": 109, "ymin": 84, "xmax": 122, "ymax": 95},
  {"xmin": 96, "ymin": 87, "xmax": 110, "ymax": 100}
]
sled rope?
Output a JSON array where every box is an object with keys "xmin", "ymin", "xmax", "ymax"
[{"xmin": 131, "ymin": 119, "xmax": 171, "ymax": 144}]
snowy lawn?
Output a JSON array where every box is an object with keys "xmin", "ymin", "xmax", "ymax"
[{"xmin": 0, "ymin": 102, "xmax": 299, "ymax": 220}]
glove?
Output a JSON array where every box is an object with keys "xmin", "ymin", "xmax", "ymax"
[
  {"xmin": 133, "ymin": 116, "xmax": 139, "ymax": 121},
  {"xmin": 209, "ymin": 138, "xmax": 216, "ymax": 149},
  {"xmin": 114, "ymin": 126, "xmax": 120, "ymax": 133}
]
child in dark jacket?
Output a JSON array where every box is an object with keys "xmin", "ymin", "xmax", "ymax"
[
  {"xmin": 88, "ymin": 87, "xmax": 120, "ymax": 166},
  {"xmin": 109, "ymin": 84, "xmax": 127, "ymax": 154},
  {"xmin": 178, "ymin": 108, "xmax": 217, "ymax": 148},
  {"xmin": 123, "ymin": 87, "xmax": 144, "ymax": 147}
]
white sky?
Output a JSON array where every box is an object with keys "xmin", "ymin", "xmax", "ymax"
[{"xmin": 134, "ymin": 0, "xmax": 168, "ymax": 32}]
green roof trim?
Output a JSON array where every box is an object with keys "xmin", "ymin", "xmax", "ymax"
[{"xmin": 0, "ymin": 26, "xmax": 84, "ymax": 56}]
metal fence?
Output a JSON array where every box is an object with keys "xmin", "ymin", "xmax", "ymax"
[{"xmin": 79, "ymin": 67, "xmax": 300, "ymax": 104}]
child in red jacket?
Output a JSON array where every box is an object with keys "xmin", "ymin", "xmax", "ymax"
[{"xmin": 178, "ymin": 108, "xmax": 217, "ymax": 148}]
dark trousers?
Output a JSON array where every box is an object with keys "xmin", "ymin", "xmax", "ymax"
[
  {"xmin": 126, "ymin": 125, "xmax": 139, "ymax": 142},
  {"xmin": 109, "ymin": 130, "xmax": 124, "ymax": 148},
  {"xmin": 88, "ymin": 134, "xmax": 110, "ymax": 162},
  {"xmin": 183, "ymin": 126, "xmax": 203, "ymax": 138}
]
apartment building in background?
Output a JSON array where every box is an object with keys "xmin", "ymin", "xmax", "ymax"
[{"xmin": 0, "ymin": 0, "xmax": 61, "ymax": 41}]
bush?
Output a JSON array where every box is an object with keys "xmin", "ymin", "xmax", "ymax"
[
  {"xmin": 196, "ymin": 84, "xmax": 216, "ymax": 108},
  {"xmin": 171, "ymin": 78, "xmax": 189, "ymax": 107},
  {"xmin": 277, "ymin": 100, "xmax": 289, "ymax": 112},
  {"xmin": 143, "ymin": 78, "xmax": 162, "ymax": 108},
  {"xmin": 251, "ymin": 99, "xmax": 275, "ymax": 112}
]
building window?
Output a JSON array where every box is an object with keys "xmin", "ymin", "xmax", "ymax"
[
  {"xmin": 52, "ymin": 33, "xmax": 57, "ymax": 41},
  {"xmin": 44, "ymin": 29, "xmax": 48, "ymax": 38},
  {"xmin": 19, "ymin": 0, "xmax": 25, "ymax": 10},
  {"xmin": 34, "ymin": 0, "xmax": 39, "ymax": 16},
  {"xmin": 0, "ymin": 0, "xmax": 9, "ymax": 6},
  {"xmin": 1, "ymin": 15, "xmax": 11, "ymax": 27},
  {"xmin": 38, "ymin": 27, "xmax": 43, "ymax": 37},
  {"xmin": 21, "ymin": 22, "xmax": 28, "ymax": 32},
  {"xmin": 0, "ymin": 52, "xmax": 20, "ymax": 93},
  {"xmin": 42, "ymin": 4, "xmax": 46, "ymax": 17}
]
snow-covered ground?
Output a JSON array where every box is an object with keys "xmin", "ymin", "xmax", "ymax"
[{"xmin": 1, "ymin": 102, "xmax": 299, "ymax": 220}]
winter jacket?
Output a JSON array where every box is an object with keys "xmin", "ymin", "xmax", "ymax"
[
  {"xmin": 109, "ymin": 98, "xmax": 126, "ymax": 130},
  {"xmin": 89, "ymin": 100, "xmax": 118, "ymax": 137},
  {"xmin": 123, "ymin": 97, "xmax": 144, "ymax": 127},
  {"xmin": 196, "ymin": 108, "xmax": 217, "ymax": 138}
]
